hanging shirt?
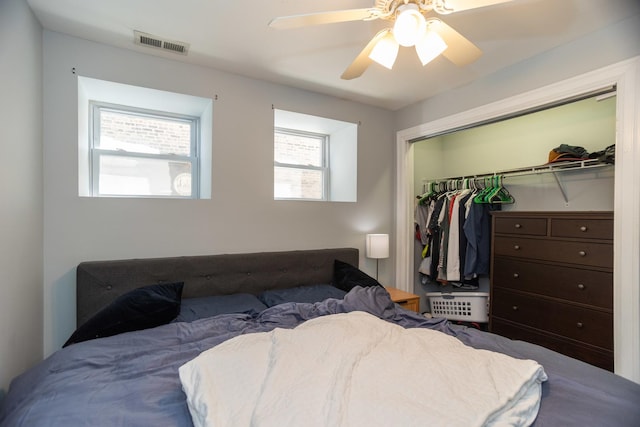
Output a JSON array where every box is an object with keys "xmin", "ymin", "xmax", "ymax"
[
  {"xmin": 457, "ymin": 191, "xmax": 474, "ymax": 278},
  {"xmin": 418, "ymin": 199, "xmax": 435, "ymax": 277},
  {"xmin": 427, "ymin": 195, "xmax": 447, "ymax": 280},
  {"xmin": 446, "ymin": 189, "xmax": 471, "ymax": 282},
  {"xmin": 437, "ymin": 193, "xmax": 452, "ymax": 282},
  {"xmin": 414, "ymin": 203, "xmax": 430, "ymax": 246},
  {"xmin": 463, "ymin": 202, "xmax": 495, "ymax": 276}
]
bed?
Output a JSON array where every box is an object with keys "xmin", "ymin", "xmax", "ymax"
[{"xmin": 1, "ymin": 247, "xmax": 639, "ymax": 426}]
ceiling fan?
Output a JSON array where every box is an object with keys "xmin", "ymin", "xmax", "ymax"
[{"xmin": 269, "ymin": 0, "xmax": 513, "ymax": 80}]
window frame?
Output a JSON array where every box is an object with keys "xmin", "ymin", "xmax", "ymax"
[
  {"xmin": 89, "ymin": 101, "xmax": 201, "ymax": 198},
  {"xmin": 274, "ymin": 127, "xmax": 330, "ymax": 201}
]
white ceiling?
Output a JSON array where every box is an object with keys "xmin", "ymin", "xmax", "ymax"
[{"xmin": 27, "ymin": 0, "xmax": 640, "ymax": 111}]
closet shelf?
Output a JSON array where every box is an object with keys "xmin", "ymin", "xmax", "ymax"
[
  {"xmin": 421, "ymin": 159, "xmax": 613, "ymax": 204},
  {"xmin": 423, "ymin": 158, "xmax": 611, "ymax": 182}
]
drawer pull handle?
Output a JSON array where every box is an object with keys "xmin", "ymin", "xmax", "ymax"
[
  {"xmin": 578, "ymin": 251, "xmax": 586, "ymax": 257},
  {"xmin": 514, "ymin": 245, "xmax": 520, "ymax": 250},
  {"xmin": 515, "ymin": 223, "xmax": 522, "ymax": 229},
  {"xmin": 577, "ymin": 283, "xmax": 585, "ymax": 290},
  {"xmin": 576, "ymin": 322, "xmax": 584, "ymax": 329},
  {"xmin": 513, "ymin": 273, "xmax": 519, "ymax": 279},
  {"xmin": 580, "ymin": 226, "xmax": 588, "ymax": 232},
  {"xmin": 512, "ymin": 305, "xmax": 519, "ymax": 311}
]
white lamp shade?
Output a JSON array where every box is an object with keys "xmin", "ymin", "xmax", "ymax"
[
  {"xmin": 366, "ymin": 234, "xmax": 389, "ymax": 259},
  {"xmin": 415, "ymin": 28, "xmax": 448, "ymax": 65},
  {"xmin": 393, "ymin": 4, "xmax": 426, "ymax": 47},
  {"xmin": 368, "ymin": 32, "xmax": 399, "ymax": 69}
]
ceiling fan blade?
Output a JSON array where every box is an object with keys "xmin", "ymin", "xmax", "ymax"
[
  {"xmin": 269, "ymin": 8, "xmax": 380, "ymax": 29},
  {"xmin": 430, "ymin": 19, "xmax": 482, "ymax": 66},
  {"xmin": 341, "ymin": 29, "xmax": 390, "ymax": 80},
  {"xmin": 436, "ymin": 0, "xmax": 513, "ymax": 13}
]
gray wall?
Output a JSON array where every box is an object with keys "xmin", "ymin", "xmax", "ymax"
[
  {"xmin": 42, "ymin": 31, "xmax": 396, "ymax": 355},
  {"xmin": 0, "ymin": 0, "xmax": 44, "ymax": 398}
]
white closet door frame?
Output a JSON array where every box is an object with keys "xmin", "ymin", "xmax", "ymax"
[{"xmin": 394, "ymin": 56, "xmax": 640, "ymax": 383}]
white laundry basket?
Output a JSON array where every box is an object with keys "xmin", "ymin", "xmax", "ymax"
[{"xmin": 427, "ymin": 292, "xmax": 489, "ymax": 323}]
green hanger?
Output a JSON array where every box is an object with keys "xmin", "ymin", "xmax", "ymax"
[
  {"xmin": 473, "ymin": 176, "xmax": 493, "ymax": 203},
  {"xmin": 487, "ymin": 175, "xmax": 515, "ymax": 204}
]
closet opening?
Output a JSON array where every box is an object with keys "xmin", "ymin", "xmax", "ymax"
[
  {"xmin": 393, "ymin": 57, "xmax": 640, "ymax": 382},
  {"xmin": 412, "ymin": 90, "xmax": 615, "ymax": 301}
]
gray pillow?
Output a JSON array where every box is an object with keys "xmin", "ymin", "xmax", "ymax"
[
  {"xmin": 258, "ymin": 284, "xmax": 347, "ymax": 307},
  {"xmin": 174, "ymin": 294, "xmax": 268, "ymax": 322}
]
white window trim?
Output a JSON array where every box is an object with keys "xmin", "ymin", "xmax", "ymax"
[
  {"xmin": 78, "ymin": 76, "xmax": 213, "ymax": 199},
  {"xmin": 273, "ymin": 108, "xmax": 357, "ymax": 203}
]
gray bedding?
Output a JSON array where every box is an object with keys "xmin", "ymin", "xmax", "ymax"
[
  {"xmin": 2, "ymin": 247, "xmax": 640, "ymax": 426},
  {"xmin": 1, "ymin": 286, "xmax": 639, "ymax": 426}
]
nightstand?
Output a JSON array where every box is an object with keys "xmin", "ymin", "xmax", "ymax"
[{"xmin": 385, "ymin": 287, "xmax": 420, "ymax": 313}]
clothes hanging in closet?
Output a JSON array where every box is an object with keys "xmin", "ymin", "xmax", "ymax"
[{"xmin": 415, "ymin": 178, "xmax": 510, "ymax": 288}]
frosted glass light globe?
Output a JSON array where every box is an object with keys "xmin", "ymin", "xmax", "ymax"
[{"xmin": 393, "ymin": 4, "xmax": 426, "ymax": 47}]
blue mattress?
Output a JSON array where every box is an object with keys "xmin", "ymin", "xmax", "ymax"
[{"xmin": 1, "ymin": 286, "xmax": 639, "ymax": 426}]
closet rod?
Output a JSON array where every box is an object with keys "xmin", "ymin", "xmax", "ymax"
[{"xmin": 422, "ymin": 159, "xmax": 612, "ymax": 185}]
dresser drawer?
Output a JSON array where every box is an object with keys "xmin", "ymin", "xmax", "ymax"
[
  {"xmin": 493, "ymin": 236, "xmax": 613, "ymax": 268},
  {"xmin": 494, "ymin": 217, "xmax": 547, "ymax": 236},
  {"xmin": 490, "ymin": 318, "xmax": 613, "ymax": 371},
  {"xmin": 491, "ymin": 288, "xmax": 613, "ymax": 349},
  {"xmin": 551, "ymin": 218, "xmax": 613, "ymax": 240},
  {"xmin": 492, "ymin": 257, "xmax": 613, "ymax": 310}
]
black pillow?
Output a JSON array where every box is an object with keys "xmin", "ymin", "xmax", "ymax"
[
  {"xmin": 63, "ymin": 282, "xmax": 184, "ymax": 347},
  {"xmin": 332, "ymin": 260, "xmax": 383, "ymax": 292}
]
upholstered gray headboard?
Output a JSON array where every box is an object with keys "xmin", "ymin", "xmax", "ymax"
[{"xmin": 76, "ymin": 247, "xmax": 359, "ymax": 326}]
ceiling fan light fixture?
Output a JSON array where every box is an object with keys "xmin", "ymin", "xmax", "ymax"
[
  {"xmin": 415, "ymin": 28, "xmax": 448, "ymax": 65},
  {"xmin": 368, "ymin": 31, "xmax": 399, "ymax": 69},
  {"xmin": 393, "ymin": 4, "xmax": 426, "ymax": 47}
]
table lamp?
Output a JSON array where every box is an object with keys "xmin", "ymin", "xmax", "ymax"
[{"xmin": 365, "ymin": 233, "xmax": 389, "ymax": 281}]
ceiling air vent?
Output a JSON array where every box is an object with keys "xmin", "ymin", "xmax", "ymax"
[{"xmin": 134, "ymin": 30, "xmax": 189, "ymax": 55}]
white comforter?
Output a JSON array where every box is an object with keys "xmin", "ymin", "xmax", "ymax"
[{"xmin": 179, "ymin": 312, "xmax": 547, "ymax": 427}]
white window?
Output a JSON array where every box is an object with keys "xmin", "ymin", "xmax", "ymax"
[
  {"xmin": 78, "ymin": 76, "xmax": 213, "ymax": 199},
  {"xmin": 91, "ymin": 103, "xmax": 199, "ymax": 198},
  {"xmin": 273, "ymin": 109, "xmax": 358, "ymax": 202},
  {"xmin": 274, "ymin": 129, "xmax": 328, "ymax": 200}
]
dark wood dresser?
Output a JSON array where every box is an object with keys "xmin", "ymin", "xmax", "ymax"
[{"xmin": 489, "ymin": 211, "xmax": 614, "ymax": 371}]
